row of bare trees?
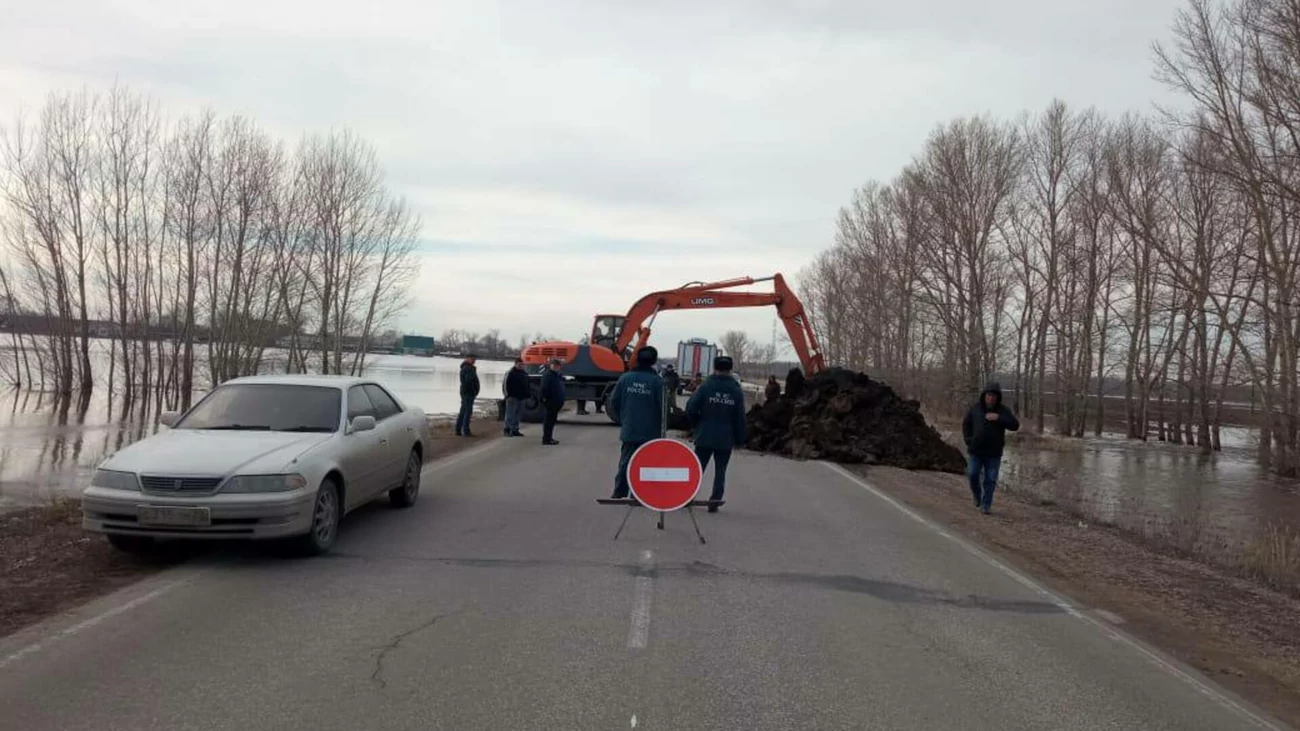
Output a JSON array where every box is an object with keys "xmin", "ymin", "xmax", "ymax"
[
  {"xmin": 435, "ymin": 329, "xmax": 537, "ymax": 360},
  {"xmin": 800, "ymin": 0, "xmax": 1300, "ymax": 474},
  {"xmin": 0, "ymin": 86, "xmax": 420, "ymax": 416}
]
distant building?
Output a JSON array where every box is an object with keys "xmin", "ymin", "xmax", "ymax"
[{"xmin": 400, "ymin": 335, "xmax": 436, "ymax": 357}]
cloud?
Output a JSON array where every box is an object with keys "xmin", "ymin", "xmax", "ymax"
[{"xmin": 1, "ymin": 0, "xmax": 1190, "ymax": 351}]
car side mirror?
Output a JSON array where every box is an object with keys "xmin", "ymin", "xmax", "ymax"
[
  {"xmin": 350, "ymin": 415, "xmax": 376, "ymax": 433},
  {"xmin": 159, "ymin": 411, "xmax": 180, "ymax": 427}
]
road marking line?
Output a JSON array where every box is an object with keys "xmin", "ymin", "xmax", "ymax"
[
  {"xmin": 1095, "ymin": 609, "xmax": 1125, "ymax": 625},
  {"xmin": 824, "ymin": 463, "xmax": 1285, "ymax": 731},
  {"xmin": 0, "ymin": 575, "xmax": 192, "ymax": 672},
  {"xmin": 628, "ymin": 550, "xmax": 654, "ymax": 649}
]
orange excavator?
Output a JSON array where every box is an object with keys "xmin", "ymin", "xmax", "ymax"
[{"xmin": 519, "ymin": 274, "xmax": 825, "ymax": 422}]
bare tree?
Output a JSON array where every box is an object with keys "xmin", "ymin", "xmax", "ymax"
[{"xmin": 719, "ymin": 330, "xmax": 751, "ymax": 366}]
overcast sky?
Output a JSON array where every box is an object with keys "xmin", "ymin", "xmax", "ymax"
[{"xmin": 1, "ymin": 0, "xmax": 1188, "ymax": 354}]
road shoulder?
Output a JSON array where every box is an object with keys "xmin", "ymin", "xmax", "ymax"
[{"xmin": 853, "ymin": 463, "xmax": 1300, "ymax": 729}]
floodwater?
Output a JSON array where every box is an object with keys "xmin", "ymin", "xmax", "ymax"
[
  {"xmin": 0, "ymin": 353, "xmax": 511, "ymax": 510},
  {"xmin": 1002, "ymin": 428, "xmax": 1300, "ymax": 550}
]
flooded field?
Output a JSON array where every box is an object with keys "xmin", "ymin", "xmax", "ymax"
[
  {"xmin": 1000, "ymin": 428, "xmax": 1300, "ymax": 552},
  {"xmin": 0, "ymin": 353, "xmax": 511, "ymax": 510}
]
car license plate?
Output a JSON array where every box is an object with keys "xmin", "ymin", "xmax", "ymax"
[{"xmin": 138, "ymin": 505, "xmax": 211, "ymax": 527}]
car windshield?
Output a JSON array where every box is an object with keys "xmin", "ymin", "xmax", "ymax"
[{"xmin": 175, "ymin": 384, "xmax": 341, "ymax": 432}]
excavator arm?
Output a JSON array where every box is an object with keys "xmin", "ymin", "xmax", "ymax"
[{"xmin": 614, "ymin": 274, "xmax": 826, "ymax": 374}]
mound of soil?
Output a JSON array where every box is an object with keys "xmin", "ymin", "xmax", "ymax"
[
  {"xmin": 667, "ymin": 405, "xmax": 691, "ymax": 432},
  {"xmin": 746, "ymin": 367, "xmax": 965, "ymax": 473}
]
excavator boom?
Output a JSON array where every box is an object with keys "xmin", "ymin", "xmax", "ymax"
[
  {"xmin": 614, "ymin": 274, "xmax": 825, "ymax": 375},
  {"xmin": 516, "ymin": 272, "xmax": 825, "ymax": 424}
]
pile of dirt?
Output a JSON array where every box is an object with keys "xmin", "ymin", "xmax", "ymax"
[
  {"xmin": 745, "ymin": 367, "xmax": 965, "ymax": 473},
  {"xmin": 667, "ymin": 405, "xmax": 691, "ymax": 432}
]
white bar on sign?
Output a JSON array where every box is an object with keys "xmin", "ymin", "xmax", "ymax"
[{"xmin": 639, "ymin": 467, "xmax": 690, "ymax": 482}]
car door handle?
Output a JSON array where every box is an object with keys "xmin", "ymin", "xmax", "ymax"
[{"xmin": 380, "ymin": 438, "xmax": 388, "ymax": 444}]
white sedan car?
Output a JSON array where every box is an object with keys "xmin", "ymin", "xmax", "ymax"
[{"xmin": 82, "ymin": 375, "xmax": 431, "ymax": 556}]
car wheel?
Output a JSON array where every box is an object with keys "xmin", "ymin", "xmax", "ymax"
[
  {"xmin": 389, "ymin": 449, "xmax": 421, "ymax": 508},
  {"xmin": 293, "ymin": 478, "xmax": 341, "ymax": 556},
  {"xmin": 107, "ymin": 534, "xmax": 156, "ymax": 555}
]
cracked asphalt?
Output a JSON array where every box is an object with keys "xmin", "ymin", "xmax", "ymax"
[{"xmin": 0, "ymin": 422, "xmax": 1283, "ymax": 730}]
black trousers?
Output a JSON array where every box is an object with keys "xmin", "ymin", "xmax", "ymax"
[
  {"xmin": 695, "ymin": 446, "xmax": 732, "ymax": 501},
  {"xmin": 542, "ymin": 405, "xmax": 560, "ymax": 442},
  {"xmin": 613, "ymin": 440, "xmax": 647, "ymax": 499}
]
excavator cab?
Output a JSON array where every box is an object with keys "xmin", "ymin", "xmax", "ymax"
[{"xmin": 590, "ymin": 314, "xmax": 625, "ymax": 352}]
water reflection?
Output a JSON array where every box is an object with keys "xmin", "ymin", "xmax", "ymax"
[
  {"xmin": 0, "ymin": 354, "xmax": 512, "ymax": 510},
  {"xmin": 1004, "ymin": 427, "xmax": 1300, "ymax": 549}
]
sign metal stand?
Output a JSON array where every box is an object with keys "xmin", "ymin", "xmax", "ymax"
[{"xmin": 596, "ymin": 380, "xmax": 714, "ymax": 544}]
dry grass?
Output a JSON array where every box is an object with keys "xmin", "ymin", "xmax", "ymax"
[
  {"xmin": 1244, "ymin": 524, "xmax": 1300, "ymax": 592},
  {"xmin": 1003, "ymin": 463, "xmax": 1300, "ymax": 598}
]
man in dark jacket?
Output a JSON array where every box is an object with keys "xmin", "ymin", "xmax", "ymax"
[
  {"xmin": 540, "ymin": 358, "xmax": 566, "ymax": 445},
  {"xmin": 961, "ymin": 382, "xmax": 1020, "ymax": 514},
  {"xmin": 662, "ymin": 364, "xmax": 681, "ymax": 396},
  {"xmin": 503, "ymin": 359, "xmax": 531, "ymax": 437},
  {"xmin": 764, "ymin": 375, "xmax": 781, "ymax": 403},
  {"xmin": 686, "ymin": 356, "xmax": 747, "ymax": 512},
  {"xmin": 785, "ymin": 367, "xmax": 805, "ymax": 400},
  {"xmin": 456, "ymin": 354, "xmax": 480, "ymax": 437},
  {"xmin": 608, "ymin": 346, "xmax": 664, "ymax": 499}
]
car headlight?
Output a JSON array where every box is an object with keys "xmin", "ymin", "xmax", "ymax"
[
  {"xmin": 91, "ymin": 469, "xmax": 139, "ymax": 491},
  {"xmin": 222, "ymin": 474, "xmax": 309, "ymax": 493}
]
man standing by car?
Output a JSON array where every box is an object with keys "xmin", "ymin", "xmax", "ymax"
[
  {"xmin": 540, "ymin": 357, "xmax": 566, "ymax": 445},
  {"xmin": 608, "ymin": 346, "xmax": 664, "ymax": 500},
  {"xmin": 961, "ymin": 381, "xmax": 1020, "ymax": 514},
  {"xmin": 503, "ymin": 358, "xmax": 530, "ymax": 437},
  {"xmin": 456, "ymin": 354, "xmax": 480, "ymax": 437},
  {"xmin": 686, "ymin": 356, "xmax": 747, "ymax": 512}
]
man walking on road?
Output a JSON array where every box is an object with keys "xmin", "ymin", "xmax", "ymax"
[
  {"xmin": 608, "ymin": 346, "xmax": 664, "ymax": 499},
  {"xmin": 961, "ymin": 381, "xmax": 1020, "ymax": 514},
  {"xmin": 503, "ymin": 359, "xmax": 530, "ymax": 437},
  {"xmin": 456, "ymin": 354, "xmax": 480, "ymax": 437},
  {"xmin": 686, "ymin": 356, "xmax": 747, "ymax": 512},
  {"xmin": 540, "ymin": 358, "xmax": 566, "ymax": 445}
]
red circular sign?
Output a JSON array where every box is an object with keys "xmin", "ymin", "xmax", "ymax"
[{"xmin": 628, "ymin": 438, "xmax": 703, "ymax": 512}]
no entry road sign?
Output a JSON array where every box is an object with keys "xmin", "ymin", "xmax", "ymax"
[{"xmin": 628, "ymin": 438, "xmax": 703, "ymax": 512}]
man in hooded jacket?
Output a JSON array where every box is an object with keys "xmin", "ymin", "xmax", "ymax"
[
  {"xmin": 961, "ymin": 382, "xmax": 1020, "ymax": 514},
  {"xmin": 608, "ymin": 346, "xmax": 665, "ymax": 500}
]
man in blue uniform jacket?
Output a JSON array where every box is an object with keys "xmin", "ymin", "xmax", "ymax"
[
  {"xmin": 608, "ymin": 346, "xmax": 665, "ymax": 500},
  {"xmin": 686, "ymin": 356, "xmax": 747, "ymax": 512}
]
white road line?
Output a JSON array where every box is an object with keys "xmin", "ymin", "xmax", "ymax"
[
  {"xmin": 0, "ymin": 575, "xmax": 192, "ymax": 672},
  {"xmin": 824, "ymin": 462, "xmax": 1286, "ymax": 731},
  {"xmin": 628, "ymin": 550, "xmax": 654, "ymax": 649}
]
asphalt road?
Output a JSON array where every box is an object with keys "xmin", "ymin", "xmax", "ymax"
[{"xmin": 0, "ymin": 418, "xmax": 1285, "ymax": 730}]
